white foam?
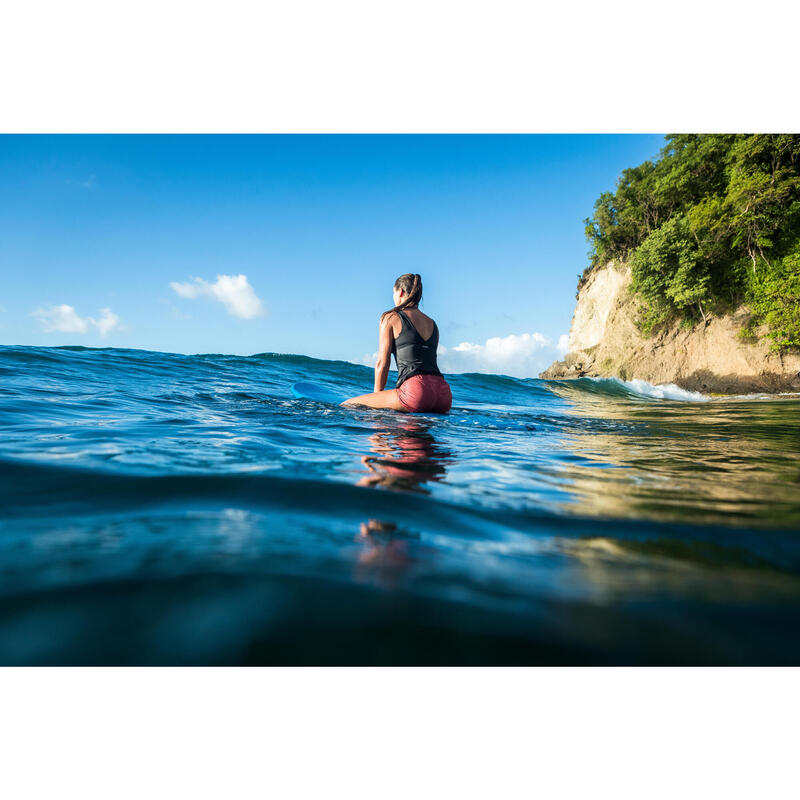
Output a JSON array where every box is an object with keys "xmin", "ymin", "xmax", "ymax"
[
  {"xmin": 620, "ymin": 378, "xmax": 710, "ymax": 402},
  {"xmin": 584, "ymin": 376, "xmax": 710, "ymax": 402}
]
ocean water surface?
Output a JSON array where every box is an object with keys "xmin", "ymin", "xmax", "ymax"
[{"xmin": 1, "ymin": 345, "xmax": 799, "ymax": 664}]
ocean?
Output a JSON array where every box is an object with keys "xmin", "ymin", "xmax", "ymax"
[{"xmin": 1, "ymin": 344, "xmax": 799, "ymax": 664}]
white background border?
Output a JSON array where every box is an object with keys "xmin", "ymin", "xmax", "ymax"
[
  {"xmin": 1, "ymin": 667, "xmax": 797, "ymax": 798},
  {"xmin": 2, "ymin": 0, "xmax": 799, "ymax": 132}
]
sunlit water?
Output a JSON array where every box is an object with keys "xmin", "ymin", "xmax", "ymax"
[{"xmin": 1, "ymin": 345, "xmax": 799, "ymax": 664}]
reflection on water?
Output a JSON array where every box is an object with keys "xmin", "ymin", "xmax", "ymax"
[
  {"xmin": 354, "ymin": 418, "xmax": 450, "ymax": 587},
  {"xmin": 355, "ymin": 418, "xmax": 452, "ymax": 493},
  {"xmin": 547, "ymin": 390, "xmax": 800, "ymax": 528},
  {"xmin": 355, "ymin": 520, "xmax": 418, "ymax": 590},
  {"xmin": 345, "ymin": 391, "xmax": 800, "ymax": 611}
]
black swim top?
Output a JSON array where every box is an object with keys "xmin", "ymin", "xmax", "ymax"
[{"xmin": 390, "ymin": 309, "xmax": 442, "ymax": 388}]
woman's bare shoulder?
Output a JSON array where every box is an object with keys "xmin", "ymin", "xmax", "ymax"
[{"xmin": 380, "ymin": 310, "xmax": 402, "ymax": 330}]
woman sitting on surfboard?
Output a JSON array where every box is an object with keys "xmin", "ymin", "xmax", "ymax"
[{"xmin": 341, "ymin": 274, "xmax": 452, "ymax": 413}]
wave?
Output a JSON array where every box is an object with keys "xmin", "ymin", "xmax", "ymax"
[
  {"xmin": 3, "ymin": 455, "xmax": 799, "ymax": 575},
  {"xmin": 545, "ymin": 375, "xmax": 710, "ymax": 402},
  {"xmin": 607, "ymin": 377, "xmax": 710, "ymax": 402},
  {"xmin": 3, "ymin": 346, "xmax": 791, "ymax": 406}
]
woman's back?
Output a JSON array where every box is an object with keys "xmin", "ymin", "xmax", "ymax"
[
  {"xmin": 390, "ymin": 307, "xmax": 442, "ymax": 389},
  {"xmin": 395, "ymin": 307, "xmax": 435, "ymax": 341}
]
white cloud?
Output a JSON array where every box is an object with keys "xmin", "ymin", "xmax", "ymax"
[
  {"xmin": 33, "ymin": 304, "xmax": 121, "ymax": 337},
  {"xmin": 94, "ymin": 308, "xmax": 120, "ymax": 337},
  {"xmin": 33, "ymin": 304, "xmax": 90, "ymax": 334},
  {"xmin": 169, "ymin": 274, "xmax": 265, "ymax": 319},
  {"xmin": 360, "ymin": 330, "xmax": 570, "ymax": 379}
]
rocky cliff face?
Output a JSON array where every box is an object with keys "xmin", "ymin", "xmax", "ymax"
[{"xmin": 540, "ymin": 263, "xmax": 800, "ymax": 394}]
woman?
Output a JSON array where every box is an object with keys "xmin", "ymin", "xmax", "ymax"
[{"xmin": 341, "ymin": 274, "xmax": 452, "ymax": 413}]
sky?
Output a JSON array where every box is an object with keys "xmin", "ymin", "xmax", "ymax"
[{"xmin": 0, "ymin": 134, "xmax": 665, "ymax": 377}]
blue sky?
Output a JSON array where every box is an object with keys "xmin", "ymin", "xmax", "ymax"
[{"xmin": 0, "ymin": 134, "xmax": 664, "ymax": 375}]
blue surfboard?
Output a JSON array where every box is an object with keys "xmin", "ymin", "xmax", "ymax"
[{"xmin": 291, "ymin": 381, "xmax": 348, "ymax": 406}]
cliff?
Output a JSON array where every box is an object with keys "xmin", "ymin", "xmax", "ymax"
[{"xmin": 540, "ymin": 263, "xmax": 800, "ymax": 394}]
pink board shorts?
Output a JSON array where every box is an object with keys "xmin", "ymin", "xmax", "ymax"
[{"xmin": 397, "ymin": 374, "xmax": 452, "ymax": 414}]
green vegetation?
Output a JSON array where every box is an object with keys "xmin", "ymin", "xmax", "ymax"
[{"xmin": 583, "ymin": 135, "xmax": 800, "ymax": 351}]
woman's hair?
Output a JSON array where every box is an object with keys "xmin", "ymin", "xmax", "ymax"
[{"xmin": 380, "ymin": 273, "xmax": 423, "ymax": 324}]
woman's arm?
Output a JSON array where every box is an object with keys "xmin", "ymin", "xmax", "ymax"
[{"xmin": 373, "ymin": 315, "xmax": 395, "ymax": 392}]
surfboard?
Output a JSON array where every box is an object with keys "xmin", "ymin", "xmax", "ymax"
[{"xmin": 291, "ymin": 381, "xmax": 348, "ymax": 406}]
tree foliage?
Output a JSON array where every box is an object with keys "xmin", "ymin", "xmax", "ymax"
[
  {"xmin": 744, "ymin": 240, "xmax": 800, "ymax": 351},
  {"xmin": 584, "ymin": 134, "xmax": 800, "ymax": 351}
]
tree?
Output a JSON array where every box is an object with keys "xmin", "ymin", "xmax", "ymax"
[
  {"xmin": 583, "ymin": 134, "xmax": 800, "ymax": 352},
  {"xmin": 631, "ymin": 214, "xmax": 710, "ymax": 326}
]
